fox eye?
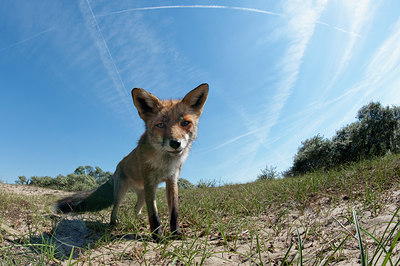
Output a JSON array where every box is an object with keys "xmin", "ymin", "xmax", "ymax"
[
  {"xmin": 156, "ymin": 123, "xmax": 165, "ymax": 128},
  {"xmin": 180, "ymin": 121, "xmax": 191, "ymax": 127}
]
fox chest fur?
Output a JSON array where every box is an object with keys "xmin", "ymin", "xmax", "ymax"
[{"xmin": 122, "ymin": 133, "xmax": 190, "ymax": 189}]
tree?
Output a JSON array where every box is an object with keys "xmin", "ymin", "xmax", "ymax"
[
  {"xmin": 84, "ymin": 166, "xmax": 95, "ymax": 177},
  {"xmin": 16, "ymin": 176, "xmax": 27, "ymax": 185},
  {"xmin": 65, "ymin": 174, "xmax": 97, "ymax": 191},
  {"xmin": 356, "ymin": 102, "xmax": 392, "ymax": 157},
  {"xmin": 94, "ymin": 166, "xmax": 113, "ymax": 184},
  {"xmin": 27, "ymin": 165, "xmax": 110, "ymax": 191},
  {"xmin": 74, "ymin": 166, "xmax": 85, "ymax": 176},
  {"xmin": 392, "ymin": 105, "xmax": 400, "ymax": 153},
  {"xmin": 286, "ymin": 101, "xmax": 400, "ymax": 176},
  {"xmin": 331, "ymin": 122, "xmax": 361, "ymax": 164},
  {"xmin": 291, "ymin": 135, "xmax": 333, "ymax": 175},
  {"xmin": 74, "ymin": 165, "xmax": 112, "ymax": 184}
]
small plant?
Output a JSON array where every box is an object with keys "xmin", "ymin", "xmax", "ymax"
[
  {"xmin": 257, "ymin": 165, "xmax": 279, "ymax": 181},
  {"xmin": 353, "ymin": 210, "xmax": 366, "ymax": 265},
  {"xmin": 196, "ymin": 178, "xmax": 217, "ymax": 188}
]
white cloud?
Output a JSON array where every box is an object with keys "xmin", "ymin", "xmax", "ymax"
[
  {"xmin": 320, "ymin": 0, "xmax": 373, "ymax": 98},
  {"xmin": 197, "ymin": 0, "xmax": 329, "ymax": 176},
  {"xmin": 76, "ymin": 1, "xmax": 205, "ymax": 125},
  {"xmin": 262, "ymin": 0, "xmax": 328, "ymax": 135},
  {"xmin": 336, "ymin": 17, "xmax": 400, "ymax": 125},
  {"xmin": 364, "ymin": 18, "xmax": 400, "ymax": 83},
  {"xmin": 79, "ymin": 0, "xmax": 132, "ymax": 116}
]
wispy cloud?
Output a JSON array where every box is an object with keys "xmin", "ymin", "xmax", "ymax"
[
  {"xmin": 79, "ymin": 0, "xmax": 132, "ymax": 116},
  {"xmin": 337, "ymin": 16, "xmax": 400, "ymax": 125},
  {"xmin": 197, "ymin": 0, "xmax": 329, "ymax": 175},
  {"xmin": 320, "ymin": 0, "xmax": 372, "ymax": 98},
  {"xmin": 259, "ymin": 0, "xmax": 328, "ymax": 136},
  {"xmin": 364, "ymin": 18, "xmax": 400, "ymax": 84}
]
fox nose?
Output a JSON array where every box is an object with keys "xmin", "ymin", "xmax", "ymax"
[{"xmin": 169, "ymin": 139, "xmax": 181, "ymax": 150}]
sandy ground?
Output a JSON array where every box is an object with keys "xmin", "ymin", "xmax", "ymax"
[{"xmin": 1, "ymin": 182, "xmax": 399, "ymax": 265}]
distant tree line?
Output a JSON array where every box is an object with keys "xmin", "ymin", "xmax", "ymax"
[
  {"xmin": 15, "ymin": 165, "xmax": 199, "ymax": 191},
  {"xmin": 283, "ymin": 102, "xmax": 400, "ymax": 176},
  {"xmin": 16, "ymin": 166, "xmax": 113, "ymax": 191}
]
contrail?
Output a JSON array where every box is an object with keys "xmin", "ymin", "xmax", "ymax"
[
  {"xmin": 98, "ymin": 5, "xmax": 360, "ymax": 38},
  {"xmin": 0, "ymin": 4, "xmax": 360, "ymax": 53},
  {"xmin": 97, "ymin": 5, "xmax": 282, "ymax": 17},
  {"xmin": 0, "ymin": 26, "xmax": 57, "ymax": 53},
  {"xmin": 83, "ymin": 0, "xmax": 130, "ymax": 100},
  {"xmin": 315, "ymin": 21, "xmax": 361, "ymax": 37}
]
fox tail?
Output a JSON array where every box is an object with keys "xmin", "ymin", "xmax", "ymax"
[{"xmin": 53, "ymin": 177, "xmax": 114, "ymax": 214}]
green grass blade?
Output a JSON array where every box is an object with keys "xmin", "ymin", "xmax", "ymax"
[
  {"xmin": 281, "ymin": 243, "xmax": 294, "ymax": 265},
  {"xmin": 319, "ymin": 235, "xmax": 350, "ymax": 266},
  {"xmin": 382, "ymin": 222, "xmax": 400, "ymax": 266},
  {"xmin": 374, "ymin": 208, "xmax": 400, "ymax": 264},
  {"xmin": 255, "ymin": 233, "xmax": 264, "ymax": 266},
  {"xmin": 363, "ymin": 207, "xmax": 400, "ymax": 265},
  {"xmin": 67, "ymin": 246, "xmax": 74, "ymax": 265},
  {"xmin": 297, "ymin": 229, "xmax": 303, "ymax": 266},
  {"xmin": 353, "ymin": 210, "xmax": 366, "ymax": 266},
  {"xmin": 360, "ymin": 227, "xmax": 389, "ymax": 265}
]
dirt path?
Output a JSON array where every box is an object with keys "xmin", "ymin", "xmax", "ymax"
[{"xmin": 0, "ymin": 182, "xmax": 72, "ymax": 197}]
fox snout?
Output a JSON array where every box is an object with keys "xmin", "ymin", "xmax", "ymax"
[
  {"xmin": 167, "ymin": 139, "xmax": 184, "ymax": 156},
  {"xmin": 163, "ymin": 136, "xmax": 189, "ymax": 156},
  {"xmin": 169, "ymin": 139, "xmax": 181, "ymax": 150}
]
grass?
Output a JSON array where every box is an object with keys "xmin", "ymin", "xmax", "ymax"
[{"xmin": 0, "ymin": 153, "xmax": 399, "ymax": 265}]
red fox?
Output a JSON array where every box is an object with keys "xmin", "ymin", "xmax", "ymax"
[{"xmin": 54, "ymin": 83, "xmax": 209, "ymax": 241}]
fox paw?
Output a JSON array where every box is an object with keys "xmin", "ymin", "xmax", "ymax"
[{"xmin": 171, "ymin": 228, "xmax": 183, "ymax": 239}]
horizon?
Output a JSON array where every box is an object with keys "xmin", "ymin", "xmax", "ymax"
[{"xmin": 1, "ymin": 0, "xmax": 400, "ymax": 184}]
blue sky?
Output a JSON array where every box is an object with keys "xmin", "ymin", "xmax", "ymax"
[{"xmin": 1, "ymin": 0, "xmax": 400, "ymax": 184}]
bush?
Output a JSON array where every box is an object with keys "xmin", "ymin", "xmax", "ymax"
[
  {"xmin": 23, "ymin": 166, "xmax": 111, "ymax": 191},
  {"xmin": 65, "ymin": 174, "xmax": 97, "ymax": 191},
  {"xmin": 178, "ymin": 178, "xmax": 195, "ymax": 189},
  {"xmin": 287, "ymin": 102, "xmax": 400, "ymax": 176},
  {"xmin": 291, "ymin": 135, "xmax": 333, "ymax": 175},
  {"xmin": 257, "ymin": 165, "xmax": 279, "ymax": 180}
]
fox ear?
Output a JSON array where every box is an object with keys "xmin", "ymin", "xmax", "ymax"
[
  {"xmin": 131, "ymin": 88, "xmax": 162, "ymax": 120},
  {"xmin": 182, "ymin": 83, "xmax": 209, "ymax": 112}
]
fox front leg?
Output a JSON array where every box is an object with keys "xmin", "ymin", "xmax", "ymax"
[
  {"xmin": 110, "ymin": 174, "xmax": 129, "ymax": 226},
  {"xmin": 144, "ymin": 181, "xmax": 162, "ymax": 242},
  {"xmin": 166, "ymin": 179, "xmax": 182, "ymax": 237}
]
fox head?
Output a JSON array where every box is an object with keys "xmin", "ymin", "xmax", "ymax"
[{"xmin": 131, "ymin": 84, "xmax": 209, "ymax": 157}]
